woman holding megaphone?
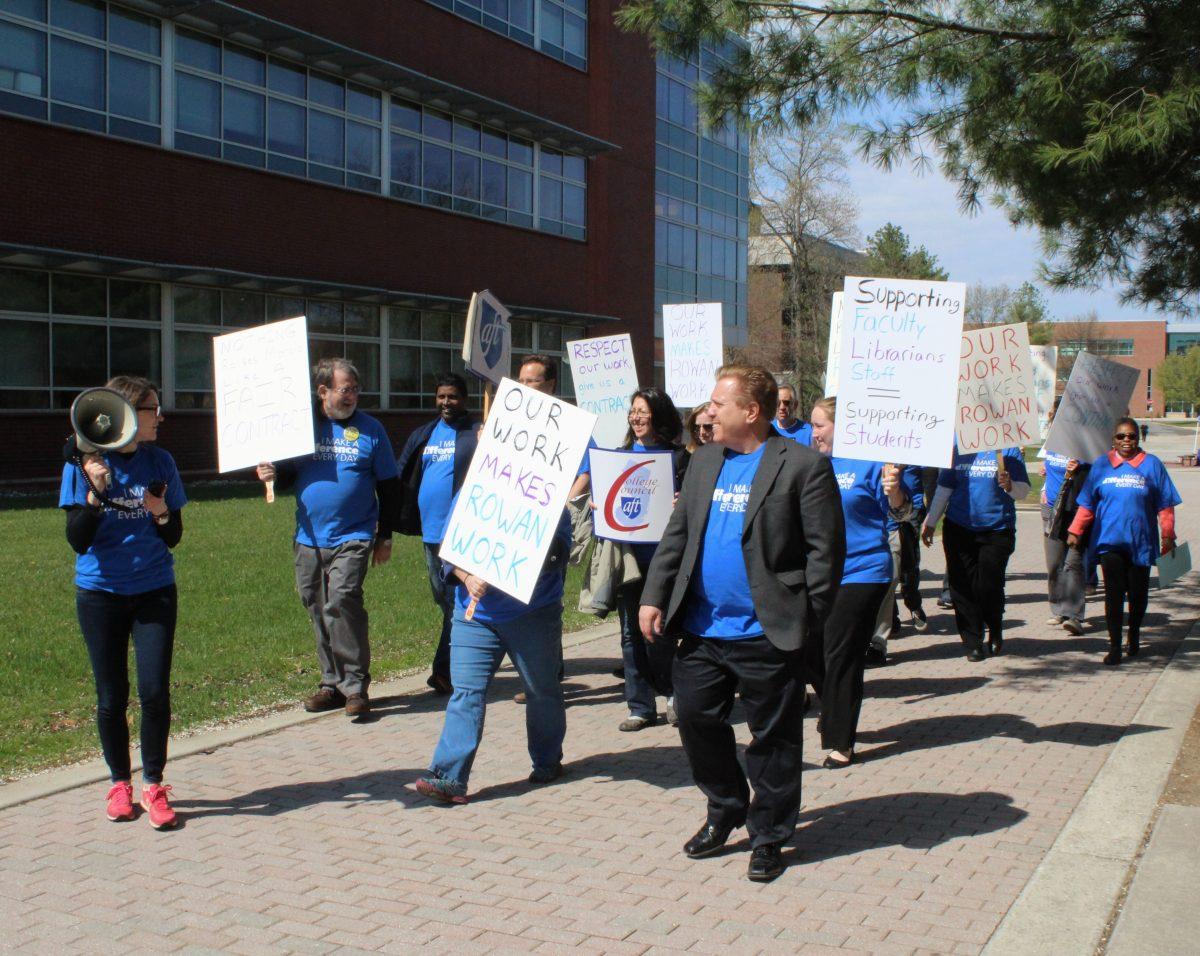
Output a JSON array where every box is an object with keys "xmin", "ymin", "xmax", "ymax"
[{"xmin": 60, "ymin": 376, "xmax": 186, "ymax": 829}]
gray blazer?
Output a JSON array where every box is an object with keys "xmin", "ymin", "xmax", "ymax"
[{"xmin": 641, "ymin": 434, "xmax": 845, "ymax": 652}]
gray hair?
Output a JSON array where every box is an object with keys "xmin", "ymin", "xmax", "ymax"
[{"xmin": 313, "ymin": 357, "xmax": 359, "ymax": 389}]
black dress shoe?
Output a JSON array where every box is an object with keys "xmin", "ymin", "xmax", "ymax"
[
  {"xmin": 684, "ymin": 822, "xmax": 738, "ymax": 859},
  {"xmin": 967, "ymin": 647, "xmax": 987, "ymax": 662},
  {"xmin": 747, "ymin": 843, "xmax": 784, "ymax": 882},
  {"xmin": 988, "ymin": 637, "xmax": 1003, "ymax": 656}
]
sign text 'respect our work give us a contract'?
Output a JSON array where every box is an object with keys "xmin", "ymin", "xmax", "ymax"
[{"xmin": 833, "ymin": 277, "xmax": 966, "ymax": 468}]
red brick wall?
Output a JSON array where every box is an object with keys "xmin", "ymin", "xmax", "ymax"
[{"xmin": 1051, "ymin": 321, "xmax": 1166, "ymax": 418}]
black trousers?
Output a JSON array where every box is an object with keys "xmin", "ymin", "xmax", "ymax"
[
  {"xmin": 807, "ymin": 582, "xmax": 889, "ymax": 753},
  {"xmin": 897, "ymin": 521, "xmax": 924, "ymax": 613},
  {"xmin": 942, "ymin": 520, "xmax": 1015, "ymax": 651},
  {"xmin": 1099, "ymin": 551, "xmax": 1151, "ymax": 646},
  {"xmin": 672, "ymin": 633, "xmax": 805, "ymax": 848}
]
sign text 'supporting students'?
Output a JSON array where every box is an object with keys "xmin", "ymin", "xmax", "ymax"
[
  {"xmin": 833, "ymin": 276, "xmax": 965, "ymax": 468},
  {"xmin": 1043, "ymin": 351, "xmax": 1140, "ymax": 462},
  {"xmin": 956, "ymin": 322, "xmax": 1039, "ymax": 453},
  {"xmin": 213, "ymin": 316, "xmax": 314, "ymax": 473},
  {"xmin": 438, "ymin": 378, "xmax": 597, "ymax": 603},
  {"xmin": 589, "ymin": 449, "xmax": 675, "ymax": 544},
  {"xmin": 567, "ymin": 333, "xmax": 639, "ymax": 449},
  {"xmin": 663, "ymin": 302, "xmax": 723, "ymax": 409}
]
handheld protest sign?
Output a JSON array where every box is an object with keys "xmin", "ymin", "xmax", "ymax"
[
  {"xmin": 1044, "ymin": 352, "xmax": 1140, "ymax": 462},
  {"xmin": 567, "ymin": 333, "xmax": 639, "ymax": 448},
  {"xmin": 213, "ymin": 316, "xmax": 314, "ymax": 477},
  {"xmin": 462, "ymin": 290, "xmax": 512, "ymax": 387},
  {"xmin": 663, "ymin": 302, "xmax": 723, "ymax": 409},
  {"xmin": 438, "ymin": 378, "xmax": 597, "ymax": 604},
  {"xmin": 590, "ymin": 449, "xmax": 674, "ymax": 543},
  {"xmin": 833, "ymin": 277, "xmax": 966, "ymax": 468},
  {"xmin": 956, "ymin": 322, "xmax": 1039, "ymax": 454},
  {"xmin": 823, "ymin": 292, "xmax": 845, "ymax": 397},
  {"xmin": 1030, "ymin": 345, "xmax": 1058, "ymax": 439}
]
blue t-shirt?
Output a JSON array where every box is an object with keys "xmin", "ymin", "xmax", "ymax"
[
  {"xmin": 452, "ymin": 509, "xmax": 572, "ymax": 623},
  {"xmin": 576, "ymin": 437, "xmax": 600, "ymax": 477},
  {"xmin": 683, "ymin": 444, "xmax": 765, "ymax": 640},
  {"xmin": 1042, "ymin": 451, "xmax": 1072, "ymax": 506},
  {"xmin": 417, "ymin": 419, "xmax": 458, "ymax": 544},
  {"xmin": 1077, "ymin": 453, "xmax": 1181, "ymax": 566},
  {"xmin": 773, "ymin": 419, "xmax": 813, "ymax": 446},
  {"xmin": 294, "ymin": 411, "xmax": 398, "ymax": 548},
  {"xmin": 940, "ymin": 447, "xmax": 1029, "ymax": 532},
  {"xmin": 831, "ymin": 457, "xmax": 894, "ymax": 585},
  {"xmin": 59, "ymin": 444, "xmax": 187, "ymax": 595}
]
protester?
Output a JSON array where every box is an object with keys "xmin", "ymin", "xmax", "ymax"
[
  {"xmin": 60, "ymin": 376, "xmax": 186, "ymax": 829},
  {"xmin": 415, "ymin": 509, "xmax": 572, "ymax": 803},
  {"xmin": 256, "ymin": 358, "xmax": 398, "ymax": 717},
  {"xmin": 684, "ymin": 404, "xmax": 715, "ymax": 453},
  {"xmin": 807, "ymin": 398, "xmax": 909, "ymax": 766},
  {"xmin": 772, "ymin": 383, "xmax": 813, "ymax": 445},
  {"xmin": 867, "ymin": 464, "xmax": 925, "ymax": 666},
  {"xmin": 1040, "ymin": 405, "xmax": 1090, "ymax": 635},
  {"xmin": 611, "ymin": 388, "xmax": 689, "ymax": 731},
  {"xmin": 395, "ymin": 373, "xmax": 480, "ymax": 695},
  {"xmin": 922, "ymin": 446, "xmax": 1030, "ymax": 661},
  {"xmin": 640, "ymin": 365, "xmax": 845, "ymax": 882},
  {"xmin": 1067, "ymin": 418, "xmax": 1181, "ymax": 665}
]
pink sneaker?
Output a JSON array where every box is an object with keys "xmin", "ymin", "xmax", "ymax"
[
  {"xmin": 106, "ymin": 781, "xmax": 134, "ymax": 822},
  {"xmin": 140, "ymin": 784, "xmax": 177, "ymax": 829}
]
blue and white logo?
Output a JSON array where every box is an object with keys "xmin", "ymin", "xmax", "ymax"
[
  {"xmin": 620, "ymin": 495, "xmax": 644, "ymax": 520},
  {"xmin": 479, "ymin": 301, "xmax": 506, "ymax": 370}
]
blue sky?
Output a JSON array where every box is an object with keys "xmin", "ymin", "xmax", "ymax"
[{"xmin": 844, "ymin": 155, "xmax": 1160, "ymax": 324}]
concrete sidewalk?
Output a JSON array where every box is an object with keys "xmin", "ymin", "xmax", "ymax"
[{"xmin": 2, "ymin": 478, "xmax": 1199, "ymax": 953}]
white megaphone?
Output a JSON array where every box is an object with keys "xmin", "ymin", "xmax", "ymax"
[{"xmin": 69, "ymin": 387, "xmax": 138, "ymax": 454}]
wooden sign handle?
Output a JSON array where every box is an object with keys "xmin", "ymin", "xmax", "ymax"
[
  {"xmin": 994, "ymin": 449, "xmax": 1007, "ymax": 476},
  {"xmin": 464, "ymin": 597, "xmax": 477, "ymax": 621},
  {"xmin": 482, "ymin": 384, "xmax": 493, "ymax": 422},
  {"xmin": 264, "ymin": 479, "xmax": 275, "ymax": 504}
]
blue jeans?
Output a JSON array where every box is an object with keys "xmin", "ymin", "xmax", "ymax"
[
  {"xmin": 428, "ymin": 602, "xmax": 565, "ymax": 792},
  {"xmin": 616, "ymin": 578, "xmax": 673, "ymax": 720},
  {"xmin": 76, "ymin": 584, "xmax": 177, "ymax": 784},
  {"xmin": 423, "ymin": 543, "xmax": 455, "ymax": 681}
]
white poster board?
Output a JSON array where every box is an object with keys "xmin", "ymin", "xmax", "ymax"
[
  {"xmin": 663, "ymin": 302, "xmax": 723, "ymax": 409},
  {"xmin": 1044, "ymin": 352, "xmax": 1140, "ymax": 462},
  {"xmin": 1157, "ymin": 542, "xmax": 1192, "ymax": 589},
  {"xmin": 589, "ymin": 449, "xmax": 675, "ymax": 543},
  {"xmin": 438, "ymin": 378, "xmax": 597, "ymax": 603},
  {"xmin": 956, "ymin": 322, "xmax": 1039, "ymax": 453},
  {"xmin": 833, "ymin": 276, "xmax": 966, "ymax": 467},
  {"xmin": 823, "ymin": 291, "xmax": 844, "ymax": 397},
  {"xmin": 462, "ymin": 289, "xmax": 512, "ymax": 386},
  {"xmin": 566, "ymin": 333, "xmax": 639, "ymax": 448},
  {"xmin": 212, "ymin": 316, "xmax": 314, "ymax": 473},
  {"xmin": 1030, "ymin": 345, "xmax": 1058, "ymax": 439}
]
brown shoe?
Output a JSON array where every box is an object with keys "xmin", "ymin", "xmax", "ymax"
[
  {"xmin": 345, "ymin": 693, "xmax": 370, "ymax": 717},
  {"xmin": 513, "ymin": 692, "xmax": 527, "ymax": 704},
  {"xmin": 303, "ymin": 687, "xmax": 345, "ymax": 712}
]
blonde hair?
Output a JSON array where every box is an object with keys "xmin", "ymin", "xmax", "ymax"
[
  {"xmin": 812, "ymin": 396, "xmax": 836, "ymax": 424},
  {"xmin": 716, "ymin": 364, "xmax": 779, "ymax": 420}
]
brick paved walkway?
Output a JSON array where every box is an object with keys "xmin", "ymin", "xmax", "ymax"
[{"xmin": 3, "ymin": 477, "xmax": 1199, "ymax": 954}]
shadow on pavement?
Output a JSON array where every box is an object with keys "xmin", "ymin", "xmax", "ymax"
[
  {"xmin": 174, "ymin": 767, "xmax": 429, "ymax": 818},
  {"xmin": 865, "ymin": 674, "xmax": 991, "ymax": 701}
]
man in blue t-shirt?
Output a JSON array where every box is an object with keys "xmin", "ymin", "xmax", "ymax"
[
  {"xmin": 640, "ymin": 365, "xmax": 845, "ymax": 883},
  {"xmin": 257, "ymin": 358, "xmax": 398, "ymax": 718},
  {"xmin": 771, "ymin": 383, "xmax": 813, "ymax": 446},
  {"xmin": 395, "ymin": 373, "xmax": 480, "ymax": 695}
]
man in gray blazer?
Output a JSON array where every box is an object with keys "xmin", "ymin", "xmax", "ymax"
[{"xmin": 639, "ymin": 365, "xmax": 845, "ymax": 882}]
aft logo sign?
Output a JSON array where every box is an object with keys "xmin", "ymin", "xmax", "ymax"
[
  {"xmin": 463, "ymin": 290, "xmax": 512, "ymax": 386},
  {"xmin": 604, "ymin": 460, "xmax": 658, "ymax": 532}
]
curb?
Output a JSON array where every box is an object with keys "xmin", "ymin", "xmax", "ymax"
[
  {"xmin": 0, "ymin": 618, "xmax": 620, "ymax": 812},
  {"xmin": 983, "ymin": 618, "xmax": 1200, "ymax": 956}
]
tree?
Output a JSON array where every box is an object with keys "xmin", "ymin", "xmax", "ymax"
[
  {"xmin": 862, "ymin": 223, "xmax": 947, "ymax": 281},
  {"xmin": 617, "ymin": 1, "xmax": 1200, "ymax": 314},
  {"xmin": 1158, "ymin": 348, "xmax": 1200, "ymax": 410},
  {"xmin": 741, "ymin": 119, "xmax": 859, "ymax": 405},
  {"xmin": 965, "ymin": 281, "xmax": 1054, "ymax": 344},
  {"xmin": 1049, "ymin": 310, "xmax": 1101, "ymax": 384}
]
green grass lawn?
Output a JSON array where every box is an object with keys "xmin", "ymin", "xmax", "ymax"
[{"xmin": 0, "ymin": 483, "xmax": 598, "ymax": 780}]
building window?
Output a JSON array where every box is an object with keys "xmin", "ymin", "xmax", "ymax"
[
  {"xmin": 0, "ymin": 0, "xmax": 161, "ymax": 143},
  {"xmin": 0, "ymin": 266, "xmax": 161, "ymax": 408},
  {"xmin": 1058, "ymin": 338, "xmax": 1135, "ymax": 357},
  {"xmin": 173, "ymin": 28, "xmax": 383, "ymax": 192},
  {"xmin": 424, "ymin": 0, "xmax": 586, "ymax": 70}
]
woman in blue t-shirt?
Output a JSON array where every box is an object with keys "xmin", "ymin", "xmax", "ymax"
[
  {"xmin": 612, "ymin": 388, "xmax": 689, "ymax": 732},
  {"xmin": 59, "ymin": 377, "xmax": 187, "ymax": 830},
  {"xmin": 921, "ymin": 445, "xmax": 1030, "ymax": 660},
  {"xmin": 1067, "ymin": 418, "xmax": 1181, "ymax": 665},
  {"xmin": 808, "ymin": 398, "xmax": 910, "ymax": 768}
]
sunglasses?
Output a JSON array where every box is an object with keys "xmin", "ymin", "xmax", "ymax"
[
  {"xmin": 1113, "ymin": 432, "xmax": 1138, "ymax": 440},
  {"xmin": 697, "ymin": 424, "xmax": 714, "ymax": 432}
]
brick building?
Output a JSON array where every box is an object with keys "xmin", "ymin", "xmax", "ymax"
[
  {"xmin": 1052, "ymin": 320, "xmax": 1166, "ymax": 418},
  {"xmin": 0, "ymin": 0, "xmax": 695, "ymax": 482}
]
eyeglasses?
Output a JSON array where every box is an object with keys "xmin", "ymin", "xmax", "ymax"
[
  {"xmin": 328, "ymin": 385, "xmax": 361, "ymax": 396},
  {"xmin": 628, "ymin": 413, "xmax": 651, "ymax": 421},
  {"xmin": 137, "ymin": 404, "xmax": 161, "ymax": 416},
  {"xmin": 1114, "ymin": 432, "xmax": 1138, "ymax": 440}
]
